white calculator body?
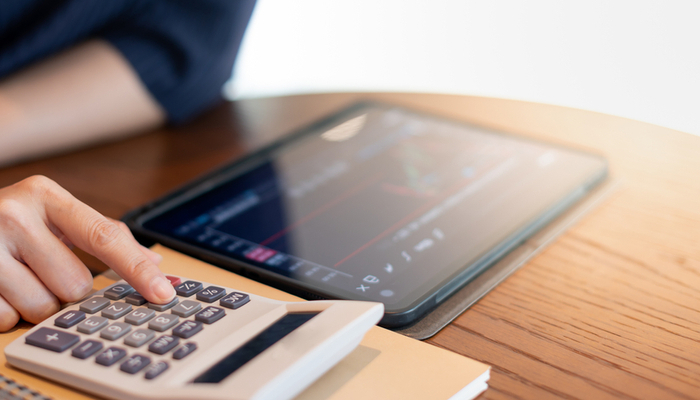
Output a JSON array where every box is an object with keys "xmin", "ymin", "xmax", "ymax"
[{"xmin": 5, "ymin": 275, "xmax": 384, "ymax": 400}]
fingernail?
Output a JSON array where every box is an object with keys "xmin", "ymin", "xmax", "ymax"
[{"xmin": 151, "ymin": 275, "xmax": 175, "ymax": 302}]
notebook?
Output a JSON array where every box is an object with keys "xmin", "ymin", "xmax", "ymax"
[{"xmin": 0, "ymin": 245, "xmax": 490, "ymax": 400}]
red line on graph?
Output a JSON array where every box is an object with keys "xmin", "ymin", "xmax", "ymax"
[
  {"xmin": 259, "ymin": 172, "xmax": 385, "ymax": 247},
  {"xmin": 333, "ymin": 159, "xmax": 505, "ymax": 268}
]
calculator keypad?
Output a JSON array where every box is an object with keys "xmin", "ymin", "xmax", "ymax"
[
  {"xmin": 148, "ymin": 314, "xmax": 179, "ymax": 332},
  {"xmin": 148, "ymin": 335, "xmax": 179, "ymax": 355},
  {"xmin": 147, "ymin": 297, "xmax": 178, "ymax": 312},
  {"xmin": 171, "ymin": 300, "xmax": 202, "ymax": 317},
  {"xmin": 24, "ymin": 277, "xmax": 251, "ymax": 381},
  {"xmin": 100, "ymin": 322, "xmax": 132, "ymax": 340},
  {"xmin": 102, "ymin": 302, "xmax": 133, "ymax": 319},
  {"xmin": 72, "ymin": 340, "xmax": 104, "ymax": 359},
  {"xmin": 103, "ymin": 284, "xmax": 134, "ymax": 300},
  {"xmin": 172, "ymin": 321, "xmax": 202, "ymax": 339},
  {"xmin": 124, "ymin": 308, "xmax": 156, "ymax": 325},
  {"xmin": 172, "ymin": 342, "xmax": 197, "ymax": 360},
  {"xmin": 77, "ymin": 316, "xmax": 109, "ymax": 334},
  {"xmin": 55, "ymin": 310, "xmax": 86, "ymax": 328},
  {"xmin": 174, "ymin": 281, "xmax": 202, "ymax": 297},
  {"xmin": 124, "ymin": 329, "xmax": 156, "ymax": 348},
  {"xmin": 80, "ymin": 297, "xmax": 110, "ymax": 313},
  {"xmin": 196, "ymin": 286, "xmax": 226, "ymax": 303},
  {"xmin": 96, "ymin": 347, "xmax": 127, "ymax": 366},
  {"xmin": 120, "ymin": 355, "xmax": 151, "ymax": 374},
  {"xmin": 195, "ymin": 306, "xmax": 225, "ymax": 324},
  {"xmin": 26, "ymin": 328, "xmax": 80, "ymax": 352}
]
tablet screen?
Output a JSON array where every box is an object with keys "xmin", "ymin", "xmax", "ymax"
[{"xmin": 139, "ymin": 104, "xmax": 606, "ymax": 322}]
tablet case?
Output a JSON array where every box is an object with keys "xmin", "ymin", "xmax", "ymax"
[{"xmin": 396, "ymin": 178, "xmax": 619, "ymax": 339}]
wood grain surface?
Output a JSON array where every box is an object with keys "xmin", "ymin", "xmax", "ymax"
[{"xmin": 1, "ymin": 93, "xmax": 699, "ymax": 399}]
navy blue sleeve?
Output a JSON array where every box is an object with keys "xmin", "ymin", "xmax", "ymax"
[{"xmin": 103, "ymin": 0, "xmax": 256, "ymax": 123}]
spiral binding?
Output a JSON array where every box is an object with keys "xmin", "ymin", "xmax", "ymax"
[{"xmin": 0, "ymin": 374, "xmax": 51, "ymax": 400}]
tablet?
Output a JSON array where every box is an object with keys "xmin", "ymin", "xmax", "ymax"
[{"xmin": 124, "ymin": 102, "xmax": 607, "ymax": 328}]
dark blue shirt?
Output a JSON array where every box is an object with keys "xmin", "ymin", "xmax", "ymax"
[{"xmin": 0, "ymin": 0, "xmax": 256, "ymax": 122}]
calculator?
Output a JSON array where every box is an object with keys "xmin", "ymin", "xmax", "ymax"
[{"xmin": 5, "ymin": 275, "xmax": 384, "ymax": 400}]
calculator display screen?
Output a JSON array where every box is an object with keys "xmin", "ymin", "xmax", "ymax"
[
  {"xmin": 193, "ymin": 312, "xmax": 318, "ymax": 384},
  {"xmin": 139, "ymin": 103, "xmax": 606, "ymax": 321}
]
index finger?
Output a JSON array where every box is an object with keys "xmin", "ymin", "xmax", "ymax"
[{"xmin": 42, "ymin": 184, "xmax": 175, "ymax": 304}]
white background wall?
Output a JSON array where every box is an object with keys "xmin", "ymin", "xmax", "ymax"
[{"xmin": 225, "ymin": 0, "xmax": 700, "ymax": 136}]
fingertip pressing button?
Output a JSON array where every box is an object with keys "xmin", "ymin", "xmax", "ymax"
[{"xmin": 147, "ymin": 297, "xmax": 179, "ymax": 312}]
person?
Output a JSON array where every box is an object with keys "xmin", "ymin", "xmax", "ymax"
[{"xmin": 0, "ymin": 0, "xmax": 256, "ymax": 331}]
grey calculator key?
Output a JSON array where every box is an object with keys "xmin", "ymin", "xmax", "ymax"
[
  {"xmin": 144, "ymin": 361, "xmax": 169, "ymax": 380},
  {"xmin": 120, "ymin": 355, "xmax": 151, "ymax": 374},
  {"xmin": 102, "ymin": 302, "xmax": 132, "ymax": 319},
  {"xmin": 26, "ymin": 327, "xmax": 80, "ymax": 352},
  {"xmin": 124, "ymin": 329, "xmax": 156, "ymax": 348},
  {"xmin": 172, "ymin": 321, "xmax": 203, "ymax": 339},
  {"xmin": 174, "ymin": 281, "xmax": 202, "ymax": 297},
  {"xmin": 173, "ymin": 343, "xmax": 197, "ymax": 360},
  {"xmin": 125, "ymin": 308, "xmax": 156, "ymax": 325},
  {"xmin": 100, "ymin": 322, "xmax": 132, "ymax": 340},
  {"xmin": 103, "ymin": 284, "xmax": 134, "ymax": 300},
  {"xmin": 147, "ymin": 297, "xmax": 179, "ymax": 312},
  {"xmin": 148, "ymin": 314, "xmax": 179, "ymax": 332},
  {"xmin": 148, "ymin": 335, "xmax": 179, "ymax": 355},
  {"xmin": 171, "ymin": 300, "xmax": 202, "ymax": 317},
  {"xmin": 125, "ymin": 292, "xmax": 147, "ymax": 306},
  {"xmin": 77, "ymin": 316, "xmax": 109, "ymax": 334},
  {"xmin": 72, "ymin": 340, "xmax": 104, "ymax": 359},
  {"xmin": 195, "ymin": 306, "xmax": 225, "ymax": 324},
  {"xmin": 80, "ymin": 297, "xmax": 110, "ymax": 314},
  {"xmin": 54, "ymin": 310, "xmax": 86, "ymax": 328},
  {"xmin": 95, "ymin": 347, "xmax": 127, "ymax": 366},
  {"xmin": 196, "ymin": 286, "xmax": 226, "ymax": 303},
  {"xmin": 220, "ymin": 292, "xmax": 250, "ymax": 309}
]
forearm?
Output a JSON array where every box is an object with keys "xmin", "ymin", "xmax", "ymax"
[{"xmin": 0, "ymin": 40, "xmax": 165, "ymax": 167}]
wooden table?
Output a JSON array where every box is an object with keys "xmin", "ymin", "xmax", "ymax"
[{"xmin": 2, "ymin": 93, "xmax": 699, "ymax": 399}]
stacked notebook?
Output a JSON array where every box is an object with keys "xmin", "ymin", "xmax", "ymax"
[{"xmin": 0, "ymin": 245, "xmax": 490, "ymax": 400}]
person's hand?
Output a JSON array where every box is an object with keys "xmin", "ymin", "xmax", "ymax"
[{"xmin": 0, "ymin": 175, "xmax": 175, "ymax": 331}]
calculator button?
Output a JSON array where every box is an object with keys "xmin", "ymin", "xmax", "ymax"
[
  {"xmin": 96, "ymin": 347, "xmax": 127, "ymax": 366},
  {"xmin": 26, "ymin": 328, "xmax": 80, "ymax": 353},
  {"xmin": 144, "ymin": 361, "xmax": 169, "ymax": 380},
  {"xmin": 171, "ymin": 300, "xmax": 202, "ymax": 317},
  {"xmin": 100, "ymin": 322, "xmax": 132, "ymax": 340},
  {"xmin": 103, "ymin": 284, "xmax": 134, "ymax": 300},
  {"xmin": 165, "ymin": 276, "xmax": 182, "ymax": 286},
  {"xmin": 220, "ymin": 292, "xmax": 250, "ymax": 309},
  {"xmin": 147, "ymin": 297, "xmax": 179, "ymax": 312},
  {"xmin": 102, "ymin": 302, "xmax": 133, "ymax": 319},
  {"xmin": 174, "ymin": 281, "xmax": 202, "ymax": 297},
  {"xmin": 120, "ymin": 355, "xmax": 151, "ymax": 374},
  {"xmin": 125, "ymin": 292, "xmax": 147, "ymax": 306},
  {"xmin": 148, "ymin": 335, "xmax": 179, "ymax": 355},
  {"xmin": 196, "ymin": 286, "xmax": 226, "ymax": 303},
  {"xmin": 124, "ymin": 329, "xmax": 156, "ymax": 348},
  {"xmin": 172, "ymin": 321, "xmax": 203, "ymax": 339},
  {"xmin": 80, "ymin": 297, "xmax": 110, "ymax": 314},
  {"xmin": 72, "ymin": 340, "xmax": 104, "ymax": 359},
  {"xmin": 54, "ymin": 310, "xmax": 86, "ymax": 328},
  {"xmin": 148, "ymin": 314, "xmax": 179, "ymax": 332},
  {"xmin": 77, "ymin": 316, "xmax": 109, "ymax": 334},
  {"xmin": 172, "ymin": 343, "xmax": 197, "ymax": 360},
  {"xmin": 125, "ymin": 308, "xmax": 156, "ymax": 325},
  {"xmin": 195, "ymin": 306, "xmax": 225, "ymax": 324}
]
